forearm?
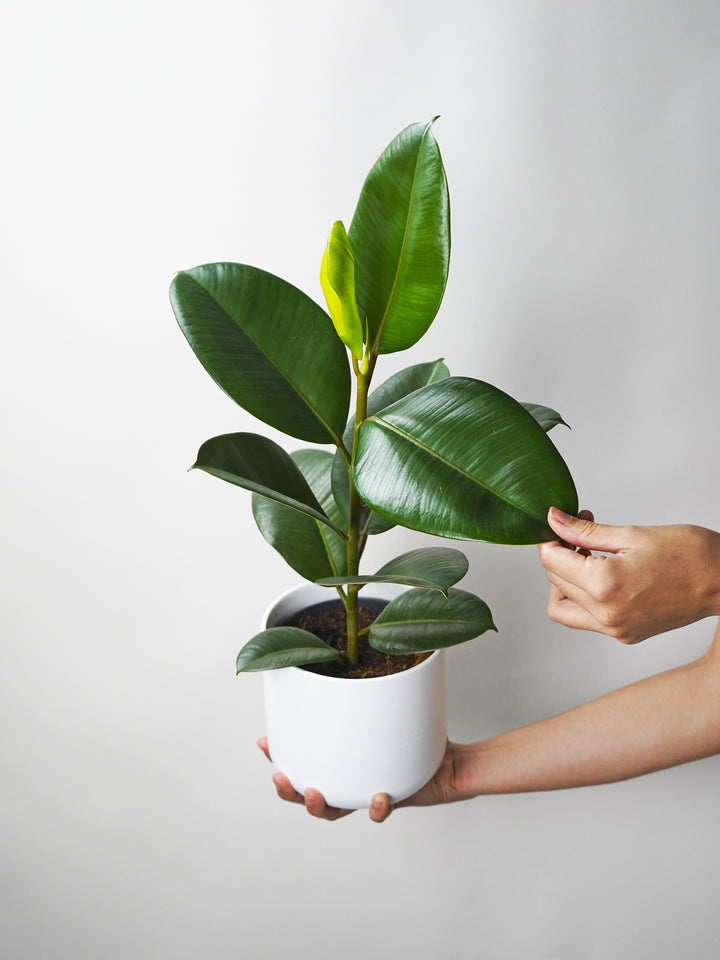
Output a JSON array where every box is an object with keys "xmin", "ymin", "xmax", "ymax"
[{"xmin": 457, "ymin": 622, "xmax": 720, "ymax": 797}]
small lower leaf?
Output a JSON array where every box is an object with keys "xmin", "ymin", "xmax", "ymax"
[
  {"xmin": 369, "ymin": 588, "xmax": 497, "ymax": 654},
  {"xmin": 317, "ymin": 547, "xmax": 468, "ymax": 594},
  {"xmin": 236, "ymin": 627, "xmax": 340, "ymax": 672}
]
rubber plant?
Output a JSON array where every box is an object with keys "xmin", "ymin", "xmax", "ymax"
[{"xmin": 170, "ymin": 118, "xmax": 578, "ymax": 675}]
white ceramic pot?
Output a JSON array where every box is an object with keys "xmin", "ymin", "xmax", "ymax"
[{"xmin": 262, "ymin": 582, "xmax": 447, "ymax": 809}]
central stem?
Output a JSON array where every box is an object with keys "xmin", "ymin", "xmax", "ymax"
[{"xmin": 344, "ymin": 357, "xmax": 374, "ymax": 665}]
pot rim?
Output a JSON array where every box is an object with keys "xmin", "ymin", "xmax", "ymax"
[{"xmin": 261, "ymin": 581, "xmax": 442, "ymax": 686}]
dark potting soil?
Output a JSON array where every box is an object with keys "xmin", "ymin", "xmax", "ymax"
[{"xmin": 278, "ymin": 598, "xmax": 430, "ymax": 680}]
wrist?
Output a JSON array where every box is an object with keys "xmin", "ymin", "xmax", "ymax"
[
  {"xmin": 453, "ymin": 740, "xmax": 504, "ymax": 798},
  {"xmin": 700, "ymin": 527, "xmax": 720, "ymax": 617}
]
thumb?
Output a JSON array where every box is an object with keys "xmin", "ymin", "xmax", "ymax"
[{"xmin": 547, "ymin": 507, "xmax": 623, "ymax": 553}]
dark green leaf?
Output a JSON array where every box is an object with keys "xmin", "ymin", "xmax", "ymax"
[
  {"xmin": 331, "ymin": 360, "xmax": 451, "ymax": 534},
  {"xmin": 192, "ymin": 433, "xmax": 346, "ymax": 538},
  {"xmin": 236, "ymin": 627, "xmax": 340, "ymax": 672},
  {"xmin": 349, "ymin": 120, "xmax": 450, "ymax": 354},
  {"xmin": 171, "ymin": 263, "xmax": 350, "ymax": 444},
  {"xmin": 354, "ymin": 377, "xmax": 578, "ymax": 544},
  {"xmin": 317, "ymin": 547, "xmax": 468, "ymax": 594},
  {"xmin": 369, "ymin": 588, "xmax": 496, "ymax": 653},
  {"xmin": 366, "ymin": 359, "xmax": 451, "ymax": 418},
  {"xmin": 252, "ymin": 449, "xmax": 347, "ymax": 581},
  {"xmin": 522, "ymin": 402, "xmax": 569, "ymax": 432}
]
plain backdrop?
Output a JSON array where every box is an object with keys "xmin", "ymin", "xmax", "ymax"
[{"xmin": 3, "ymin": 2, "xmax": 720, "ymax": 958}]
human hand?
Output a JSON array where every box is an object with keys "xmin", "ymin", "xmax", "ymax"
[
  {"xmin": 258, "ymin": 737, "xmax": 470, "ymax": 822},
  {"xmin": 538, "ymin": 508, "xmax": 720, "ymax": 644}
]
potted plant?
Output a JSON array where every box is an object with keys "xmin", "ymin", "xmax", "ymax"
[{"xmin": 170, "ymin": 118, "xmax": 578, "ymax": 808}]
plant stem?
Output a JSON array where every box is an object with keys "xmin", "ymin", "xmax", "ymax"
[{"xmin": 344, "ymin": 356, "xmax": 375, "ymax": 665}]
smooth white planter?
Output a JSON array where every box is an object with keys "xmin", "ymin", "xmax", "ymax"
[{"xmin": 262, "ymin": 582, "xmax": 447, "ymax": 809}]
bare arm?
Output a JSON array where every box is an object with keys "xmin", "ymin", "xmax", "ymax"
[
  {"xmin": 455, "ymin": 619, "xmax": 720, "ymax": 796},
  {"xmin": 260, "ymin": 620, "xmax": 720, "ymax": 819},
  {"xmin": 260, "ymin": 511, "xmax": 720, "ymax": 821}
]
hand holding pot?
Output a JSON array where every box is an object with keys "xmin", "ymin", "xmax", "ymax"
[
  {"xmin": 261, "ymin": 619, "xmax": 720, "ymax": 815},
  {"xmin": 258, "ymin": 738, "xmax": 470, "ymax": 822},
  {"xmin": 538, "ymin": 508, "xmax": 720, "ymax": 644}
]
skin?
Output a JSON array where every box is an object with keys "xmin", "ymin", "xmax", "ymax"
[
  {"xmin": 539, "ymin": 508, "xmax": 720, "ymax": 645},
  {"xmin": 259, "ymin": 508, "xmax": 720, "ymax": 822}
]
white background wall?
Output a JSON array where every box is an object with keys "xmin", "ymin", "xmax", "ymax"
[{"xmin": 3, "ymin": 1, "xmax": 720, "ymax": 957}]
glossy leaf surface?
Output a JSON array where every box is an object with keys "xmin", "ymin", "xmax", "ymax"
[
  {"xmin": 253, "ymin": 449, "xmax": 347, "ymax": 581},
  {"xmin": 522, "ymin": 402, "xmax": 569, "ymax": 433},
  {"xmin": 331, "ymin": 360, "xmax": 451, "ymax": 533},
  {"xmin": 349, "ymin": 120, "xmax": 450, "ymax": 354},
  {"xmin": 369, "ymin": 588, "xmax": 496, "ymax": 653},
  {"xmin": 354, "ymin": 377, "xmax": 578, "ymax": 544},
  {"xmin": 316, "ymin": 547, "xmax": 468, "ymax": 594},
  {"xmin": 192, "ymin": 433, "xmax": 345, "ymax": 537},
  {"xmin": 236, "ymin": 627, "xmax": 339, "ymax": 672},
  {"xmin": 171, "ymin": 263, "xmax": 350, "ymax": 444}
]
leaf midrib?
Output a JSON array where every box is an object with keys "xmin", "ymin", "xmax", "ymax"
[
  {"xmin": 372, "ymin": 123, "xmax": 429, "ymax": 352},
  {"xmin": 184, "ymin": 269, "xmax": 344, "ymax": 446},
  {"xmin": 363, "ymin": 416, "xmax": 544, "ymax": 526}
]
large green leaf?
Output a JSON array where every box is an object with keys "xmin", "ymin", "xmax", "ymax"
[
  {"xmin": 331, "ymin": 360, "xmax": 451, "ymax": 534},
  {"xmin": 348, "ymin": 119, "xmax": 450, "ymax": 355},
  {"xmin": 316, "ymin": 547, "xmax": 468, "ymax": 594},
  {"xmin": 192, "ymin": 433, "xmax": 346, "ymax": 538},
  {"xmin": 236, "ymin": 627, "xmax": 339, "ymax": 672},
  {"xmin": 353, "ymin": 377, "xmax": 578, "ymax": 544},
  {"xmin": 171, "ymin": 263, "xmax": 351, "ymax": 444},
  {"xmin": 252, "ymin": 449, "xmax": 347, "ymax": 581},
  {"xmin": 369, "ymin": 588, "xmax": 496, "ymax": 653}
]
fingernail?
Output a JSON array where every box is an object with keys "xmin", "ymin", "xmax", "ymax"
[{"xmin": 550, "ymin": 507, "xmax": 574, "ymax": 525}]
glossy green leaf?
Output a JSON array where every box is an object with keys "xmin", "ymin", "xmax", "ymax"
[
  {"xmin": 252, "ymin": 449, "xmax": 347, "ymax": 581},
  {"xmin": 171, "ymin": 263, "xmax": 350, "ymax": 444},
  {"xmin": 331, "ymin": 360, "xmax": 451, "ymax": 534},
  {"xmin": 236, "ymin": 627, "xmax": 340, "ymax": 672},
  {"xmin": 348, "ymin": 119, "xmax": 450, "ymax": 354},
  {"xmin": 365, "ymin": 359, "xmax": 451, "ymax": 419},
  {"xmin": 317, "ymin": 547, "xmax": 467, "ymax": 594},
  {"xmin": 192, "ymin": 433, "xmax": 346, "ymax": 538},
  {"xmin": 369, "ymin": 588, "xmax": 496, "ymax": 653},
  {"xmin": 353, "ymin": 377, "xmax": 578, "ymax": 544},
  {"xmin": 522, "ymin": 402, "xmax": 569, "ymax": 432}
]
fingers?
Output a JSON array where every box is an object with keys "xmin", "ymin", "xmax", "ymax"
[
  {"xmin": 303, "ymin": 788, "xmax": 354, "ymax": 821},
  {"xmin": 545, "ymin": 582, "xmax": 604, "ymax": 633},
  {"xmin": 538, "ymin": 538, "xmax": 601, "ymax": 588},
  {"xmin": 546, "ymin": 507, "xmax": 623, "ymax": 553},
  {"xmin": 369, "ymin": 793, "xmax": 394, "ymax": 823},
  {"xmin": 258, "ymin": 738, "xmax": 355, "ymax": 820},
  {"xmin": 271, "ymin": 770, "xmax": 305, "ymax": 804}
]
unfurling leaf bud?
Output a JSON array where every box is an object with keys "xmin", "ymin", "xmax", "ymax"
[{"xmin": 320, "ymin": 220, "xmax": 364, "ymax": 359}]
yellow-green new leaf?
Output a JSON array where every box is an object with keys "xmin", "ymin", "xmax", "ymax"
[{"xmin": 320, "ymin": 221, "xmax": 364, "ymax": 359}]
